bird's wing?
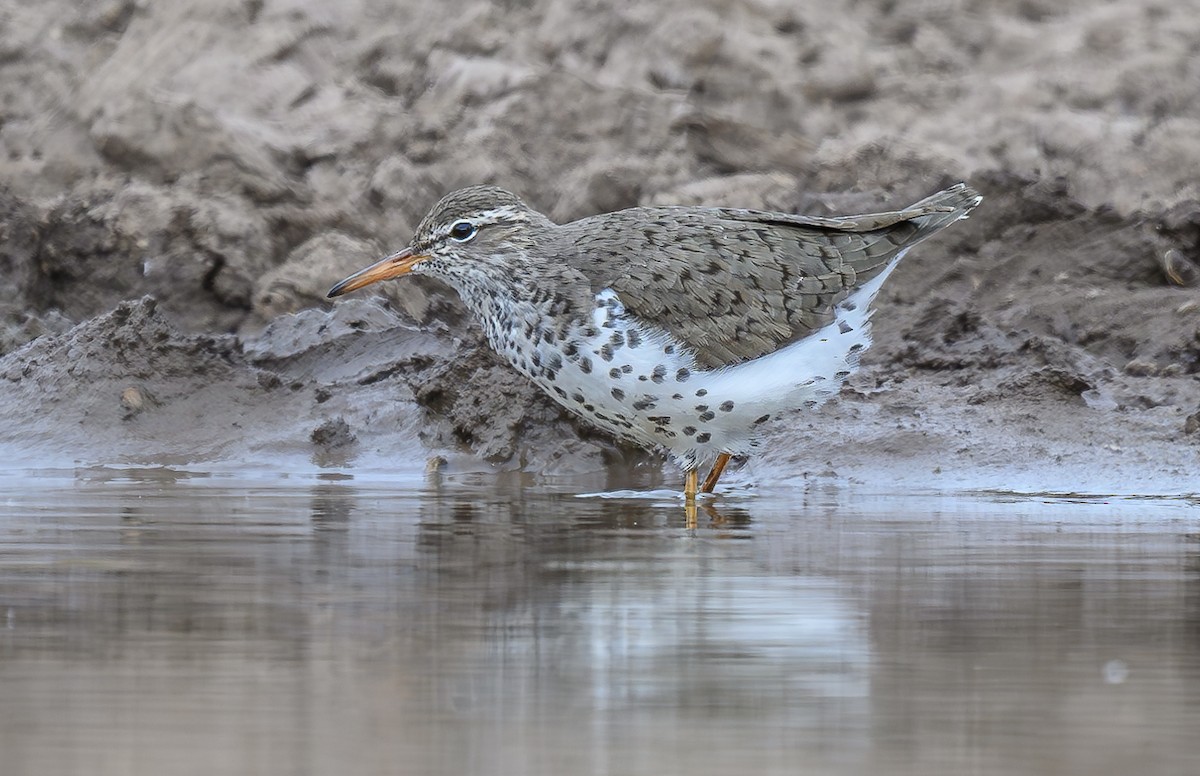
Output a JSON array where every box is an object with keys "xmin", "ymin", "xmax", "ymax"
[{"xmin": 560, "ymin": 184, "xmax": 980, "ymax": 369}]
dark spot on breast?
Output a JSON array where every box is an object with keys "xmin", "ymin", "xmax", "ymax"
[
  {"xmin": 554, "ymin": 386, "xmax": 567, "ymax": 398},
  {"xmin": 719, "ymin": 401, "xmax": 734, "ymax": 412},
  {"xmin": 754, "ymin": 413, "xmax": 771, "ymax": 424},
  {"xmin": 849, "ymin": 343, "xmax": 864, "ymax": 353},
  {"xmin": 621, "ymin": 364, "xmax": 633, "ymax": 373},
  {"xmin": 664, "ymin": 344, "xmax": 675, "ymax": 354},
  {"xmin": 695, "ymin": 388, "xmax": 707, "ymax": 397},
  {"xmin": 579, "ymin": 357, "xmax": 592, "ymax": 374},
  {"xmin": 839, "ymin": 321, "xmax": 854, "ymax": 334},
  {"xmin": 563, "ymin": 341, "xmax": 579, "ymax": 357},
  {"xmin": 609, "ymin": 368, "xmax": 621, "ymax": 379},
  {"xmin": 651, "ymin": 365, "xmax": 666, "ymax": 383},
  {"xmin": 698, "ymin": 411, "xmax": 715, "ymax": 422},
  {"xmin": 647, "ymin": 415, "xmax": 670, "ymax": 424},
  {"xmin": 584, "ymin": 403, "xmax": 595, "ymax": 412},
  {"xmin": 676, "ymin": 368, "xmax": 690, "ymax": 382},
  {"xmin": 609, "ymin": 331, "xmax": 624, "ymax": 347},
  {"xmin": 546, "ymin": 352, "xmax": 563, "ymax": 370},
  {"xmin": 694, "ymin": 404, "xmax": 708, "ymax": 412},
  {"xmin": 627, "ymin": 329, "xmax": 642, "ymax": 348},
  {"xmin": 572, "ymin": 392, "xmax": 585, "ymax": 403},
  {"xmin": 834, "ymin": 370, "xmax": 850, "ymax": 379},
  {"xmin": 611, "ymin": 387, "xmax": 625, "ymax": 401},
  {"xmin": 632, "ymin": 398, "xmax": 657, "ymax": 411},
  {"xmin": 530, "ymin": 351, "xmax": 541, "ymax": 367},
  {"xmin": 672, "ymin": 393, "xmax": 683, "ymax": 400},
  {"xmin": 682, "ymin": 426, "xmax": 696, "ymax": 436},
  {"xmin": 599, "ymin": 344, "xmax": 614, "ymax": 362},
  {"xmin": 695, "ymin": 432, "xmax": 711, "ymax": 443}
]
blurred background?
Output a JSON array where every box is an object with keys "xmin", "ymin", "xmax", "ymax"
[{"xmin": 4, "ymin": 0, "xmax": 1198, "ymax": 330}]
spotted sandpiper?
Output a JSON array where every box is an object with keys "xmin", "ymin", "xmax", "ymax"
[{"xmin": 329, "ymin": 182, "xmax": 981, "ymax": 499}]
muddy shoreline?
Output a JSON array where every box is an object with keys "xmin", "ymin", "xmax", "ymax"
[{"xmin": 1, "ymin": 1, "xmax": 1197, "ymax": 494}]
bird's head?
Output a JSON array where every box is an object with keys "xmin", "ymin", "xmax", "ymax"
[{"xmin": 327, "ymin": 185, "xmax": 551, "ymax": 298}]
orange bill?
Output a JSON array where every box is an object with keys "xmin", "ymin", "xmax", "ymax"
[{"xmin": 327, "ymin": 248, "xmax": 426, "ymax": 298}]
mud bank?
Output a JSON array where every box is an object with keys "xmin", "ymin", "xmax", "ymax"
[{"xmin": 1, "ymin": 1, "xmax": 1197, "ymax": 493}]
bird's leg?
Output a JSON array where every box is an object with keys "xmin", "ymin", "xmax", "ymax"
[
  {"xmin": 700, "ymin": 453, "xmax": 731, "ymax": 494},
  {"xmin": 683, "ymin": 468, "xmax": 699, "ymax": 528}
]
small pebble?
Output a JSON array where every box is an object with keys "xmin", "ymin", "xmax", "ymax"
[
  {"xmin": 1122, "ymin": 359, "xmax": 1156, "ymax": 377},
  {"xmin": 1161, "ymin": 249, "xmax": 1199, "ymax": 287},
  {"xmin": 120, "ymin": 386, "xmax": 145, "ymax": 419}
]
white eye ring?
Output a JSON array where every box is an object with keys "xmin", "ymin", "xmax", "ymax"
[{"xmin": 448, "ymin": 220, "xmax": 477, "ymax": 242}]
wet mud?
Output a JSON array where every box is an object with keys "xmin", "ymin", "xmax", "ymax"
[{"xmin": 1, "ymin": 0, "xmax": 1197, "ymax": 492}]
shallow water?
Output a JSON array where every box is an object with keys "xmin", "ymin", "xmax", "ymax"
[{"xmin": 1, "ymin": 468, "xmax": 1198, "ymax": 776}]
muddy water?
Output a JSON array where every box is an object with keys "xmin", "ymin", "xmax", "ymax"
[{"xmin": 1, "ymin": 469, "xmax": 1197, "ymax": 776}]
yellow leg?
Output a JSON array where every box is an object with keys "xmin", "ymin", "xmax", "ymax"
[
  {"xmin": 700, "ymin": 453, "xmax": 731, "ymax": 494},
  {"xmin": 683, "ymin": 468, "xmax": 699, "ymax": 528}
]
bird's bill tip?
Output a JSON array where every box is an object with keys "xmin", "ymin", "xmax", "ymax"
[{"xmin": 327, "ymin": 248, "xmax": 424, "ymax": 298}]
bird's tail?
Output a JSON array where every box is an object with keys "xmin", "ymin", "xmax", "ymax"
[
  {"xmin": 834, "ymin": 182, "xmax": 981, "ymax": 281},
  {"xmin": 901, "ymin": 182, "xmax": 983, "ymax": 241}
]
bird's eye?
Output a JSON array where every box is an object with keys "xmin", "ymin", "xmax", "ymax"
[{"xmin": 448, "ymin": 220, "xmax": 477, "ymax": 242}]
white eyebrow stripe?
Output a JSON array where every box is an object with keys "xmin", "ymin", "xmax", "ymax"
[
  {"xmin": 429, "ymin": 206, "xmax": 530, "ymax": 241},
  {"xmin": 472, "ymin": 206, "xmax": 530, "ymax": 223}
]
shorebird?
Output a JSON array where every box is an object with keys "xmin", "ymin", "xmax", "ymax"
[{"xmin": 329, "ymin": 182, "xmax": 981, "ymax": 499}]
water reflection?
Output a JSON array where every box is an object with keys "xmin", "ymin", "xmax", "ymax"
[{"xmin": 0, "ymin": 471, "xmax": 1197, "ymax": 775}]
